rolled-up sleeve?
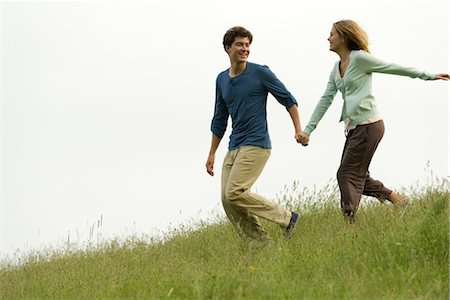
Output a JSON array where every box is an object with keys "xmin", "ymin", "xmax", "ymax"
[
  {"xmin": 210, "ymin": 79, "xmax": 229, "ymax": 139},
  {"xmin": 262, "ymin": 66, "xmax": 298, "ymax": 110}
]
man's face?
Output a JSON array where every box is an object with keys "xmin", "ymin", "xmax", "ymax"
[{"xmin": 226, "ymin": 36, "xmax": 250, "ymax": 64}]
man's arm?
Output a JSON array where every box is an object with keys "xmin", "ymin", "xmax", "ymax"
[
  {"xmin": 288, "ymin": 104, "xmax": 307, "ymax": 145},
  {"xmin": 206, "ymin": 133, "xmax": 222, "ymax": 176}
]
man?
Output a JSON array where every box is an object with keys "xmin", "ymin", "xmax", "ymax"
[{"xmin": 205, "ymin": 26, "xmax": 305, "ymax": 241}]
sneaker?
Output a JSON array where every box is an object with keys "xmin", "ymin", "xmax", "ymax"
[{"xmin": 284, "ymin": 211, "xmax": 299, "ymax": 239}]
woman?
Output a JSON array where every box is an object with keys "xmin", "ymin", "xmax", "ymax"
[{"xmin": 300, "ymin": 20, "xmax": 449, "ymax": 224}]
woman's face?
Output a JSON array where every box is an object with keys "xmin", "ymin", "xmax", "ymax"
[{"xmin": 327, "ymin": 26, "xmax": 345, "ymax": 52}]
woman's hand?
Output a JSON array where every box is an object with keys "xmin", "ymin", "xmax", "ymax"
[
  {"xmin": 295, "ymin": 132, "xmax": 310, "ymax": 146},
  {"xmin": 435, "ymin": 73, "xmax": 450, "ymax": 80}
]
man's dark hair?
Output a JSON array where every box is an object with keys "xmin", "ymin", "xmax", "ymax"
[{"xmin": 223, "ymin": 26, "xmax": 253, "ymax": 51}]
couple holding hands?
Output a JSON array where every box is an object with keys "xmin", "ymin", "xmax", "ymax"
[{"xmin": 205, "ymin": 20, "xmax": 449, "ymax": 241}]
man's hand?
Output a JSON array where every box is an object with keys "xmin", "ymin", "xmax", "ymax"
[
  {"xmin": 206, "ymin": 154, "xmax": 215, "ymax": 176},
  {"xmin": 295, "ymin": 132, "xmax": 310, "ymax": 146}
]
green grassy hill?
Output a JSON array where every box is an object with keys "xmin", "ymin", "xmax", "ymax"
[{"xmin": 1, "ymin": 181, "xmax": 448, "ymax": 299}]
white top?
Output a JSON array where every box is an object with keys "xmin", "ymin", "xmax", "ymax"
[{"xmin": 344, "ymin": 114, "xmax": 382, "ymax": 131}]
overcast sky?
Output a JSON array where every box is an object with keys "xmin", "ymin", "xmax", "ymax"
[{"xmin": 1, "ymin": 0, "xmax": 448, "ymax": 259}]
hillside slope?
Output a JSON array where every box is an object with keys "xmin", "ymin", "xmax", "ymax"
[{"xmin": 1, "ymin": 185, "xmax": 448, "ymax": 299}]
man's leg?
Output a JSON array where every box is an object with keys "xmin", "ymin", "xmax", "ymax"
[
  {"xmin": 223, "ymin": 146, "xmax": 291, "ymax": 239},
  {"xmin": 221, "ymin": 148, "xmax": 268, "ymax": 240}
]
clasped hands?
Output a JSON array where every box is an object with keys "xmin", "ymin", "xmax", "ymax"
[{"xmin": 295, "ymin": 132, "xmax": 310, "ymax": 146}]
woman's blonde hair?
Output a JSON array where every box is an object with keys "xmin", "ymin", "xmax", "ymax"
[{"xmin": 333, "ymin": 20, "xmax": 370, "ymax": 53}]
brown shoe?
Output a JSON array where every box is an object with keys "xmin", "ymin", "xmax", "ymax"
[{"xmin": 388, "ymin": 192, "xmax": 410, "ymax": 213}]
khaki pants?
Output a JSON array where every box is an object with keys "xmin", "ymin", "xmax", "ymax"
[
  {"xmin": 221, "ymin": 146, "xmax": 291, "ymax": 240},
  {"xmin": 337, "ymin": 120, "xmax": 392, "ymax": 214}
]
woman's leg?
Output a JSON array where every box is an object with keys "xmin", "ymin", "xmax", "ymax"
[
  {"xmin": 363, "ymin": 172, "xmax": 392, "ymax": 200},
  {"xmin": 337, "ymin": 120, "xmax": 386, "ymax": 219}
]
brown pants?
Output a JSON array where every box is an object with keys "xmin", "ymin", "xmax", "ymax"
[{"xmin": 337, "ymin": 120, "xmax": 392, "ymax": 215}]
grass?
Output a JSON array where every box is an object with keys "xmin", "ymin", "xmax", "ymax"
[{"xmin": 1, "ymin": 179, "xmax": 449, "ymax": 299}]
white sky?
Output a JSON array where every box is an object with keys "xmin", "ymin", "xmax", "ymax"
[{"xmin": 1, "ymin": 0, "xmax": 449, "ymax": 259}]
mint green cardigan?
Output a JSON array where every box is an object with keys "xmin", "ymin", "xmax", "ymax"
[{"xmin": 304, "ymin": 50, "xmax": 435, "ymax": 135}]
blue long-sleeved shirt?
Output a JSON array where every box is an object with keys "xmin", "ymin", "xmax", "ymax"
[{"xmin": 211, "ymin": 62, "xmax": 298, "ymax": 150}]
